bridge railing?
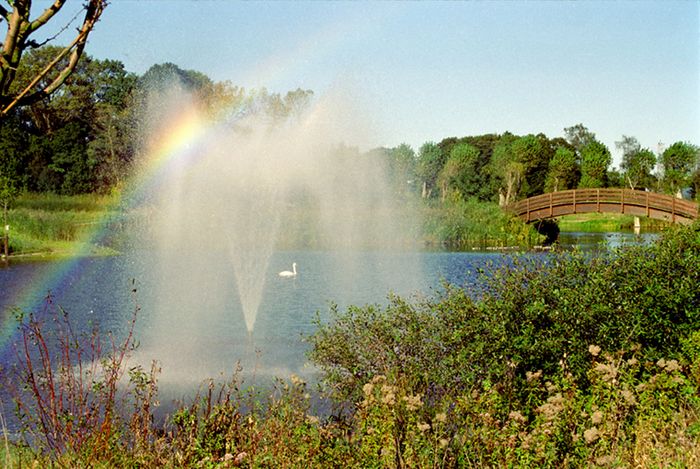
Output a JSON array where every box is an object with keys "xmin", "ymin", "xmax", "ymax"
[{"xmin": 509, "ymin": 188, "xmax": 698, "ymax": 223}]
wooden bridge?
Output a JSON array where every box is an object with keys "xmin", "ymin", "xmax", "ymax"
[{"xmin": 509, "ymin": 188, "xmax": 699, "ymax": 225}]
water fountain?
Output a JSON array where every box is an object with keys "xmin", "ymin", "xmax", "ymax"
[{"xmin": 126, "ymin": 85, "xmax": 417, "ymax": 384}]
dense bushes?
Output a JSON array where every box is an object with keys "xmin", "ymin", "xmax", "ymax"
[
  {"xmin": 309, "ymin": 222, "xmax": 700, "ymax": 407},
  {"xmin": 4, "ymin": 222, "xmax": 699, "ymax": 466}
]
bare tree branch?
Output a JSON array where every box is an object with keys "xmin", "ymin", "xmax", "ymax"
[{"xmin": 0, "ymin": 0, "xmax": 107, "ymax": 117}]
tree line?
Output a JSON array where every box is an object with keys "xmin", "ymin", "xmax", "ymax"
[
  {"xmin": 377, "ymin": 127, "xmax": 700, "ymax": 207},
  {"xmin": 0, "ymin": 47, "xmax": 314, "ymax": 196},
  {"xmin": 0, "ymin": 45, "xmax": 698, "ymax": 205}
]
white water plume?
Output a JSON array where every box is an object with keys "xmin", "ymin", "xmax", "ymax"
[{"xmin": 131, "ymin": 84, "xmax": 420, "ymax": 381}]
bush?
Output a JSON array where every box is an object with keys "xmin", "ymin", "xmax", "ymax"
[{"xmin": 308, "ymin": 222, "xmax": 700, "ymax": 407}]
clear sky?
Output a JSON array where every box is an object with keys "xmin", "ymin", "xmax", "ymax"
[{"xmin": 37, "ymin": 0, "xmax": 699, "ymax": 165}]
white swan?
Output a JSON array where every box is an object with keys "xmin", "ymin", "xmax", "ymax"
[{"xmin": 279, "ymin": 262, "xmax": 297, "ymax": 277}]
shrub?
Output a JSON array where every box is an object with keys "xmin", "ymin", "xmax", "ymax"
[{"xmin": 308, "ymin": 222, "xmax": 700, "ymax": 407}]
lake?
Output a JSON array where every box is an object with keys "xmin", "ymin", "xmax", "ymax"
[{"xmin": 0, "ymin": 231, "xmax": 655, "ymax": 422}]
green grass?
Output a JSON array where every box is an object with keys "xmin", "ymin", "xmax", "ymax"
[
  {"xmin": 4, "ymin": 192, "xmax": 121, "ymax": 259},
  {"xmin": 557, "ymin": 212, "xmax": 670, "ymax": 232}
]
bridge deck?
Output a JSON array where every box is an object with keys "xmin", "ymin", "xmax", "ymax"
[{"xmin": 509, "ymin": 189, "xmax": 698, "ymax": 225}]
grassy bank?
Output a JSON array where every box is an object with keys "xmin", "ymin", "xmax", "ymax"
[
  {"xmin": 3, "ymin": 192, "xmax": 121, "ymax": 259},
  {"xmin": 421, "ymin": 196, "xmax": 542, "ymax": 249},
  {"xmin": 4, "ymin": 222, "xmax": 698, "ymax": 467},
  {"xmin": 4, "ymin": 192, "xmax": 540, "ymax": 258},
  {"xmin": 557, "ymin": 212, "xmax": 670, "ymax": 232}
]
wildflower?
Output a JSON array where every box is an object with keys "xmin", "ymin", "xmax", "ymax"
[
  {"xmin": 656, "ymin": 358, "xmax": 667, "ymax": 369},
  {"xmin": 439, "ymin": 438, "xmax": 449, "ymax": 448},
  {"xmin": 588, "ymin": 344, "xmax": 601, "ymax": 357},
  {"xmin": 545, "ymin": 381, "xmax": 557, "ymax": 393},
  {"xmin": 548, "ymin": 393, "xmax": 564, "ymax": 406},
  {"xmin": 664, "ymin": 359, "xmax": 681, "ymax": 372},
  {"xmin": 290, "ymin": 374, "xmax": 304, "ymax": 386},
  {"xmin": 509, "ymin": 410, "xmax": 526, "ymax": 424},
  {"xmin": 626, "ymin": 357, "xmax": 638, "ymax": 366},
  {"xmin": 363, "ymin": 383, "xmax": 374, "ymax": 396},
  {"xmin": 620, "ymin": 388, "xmax": 636, "ymax": 406},
  {"xmin": 591, "ymin": 410, "xmax": 603, "ymax": 425},
  {"xmin": 403, "ymin": 393, "xmax": 423, "ymax": 411},
  {"xmin": 594, "ymin": 362, "xmax": 618, "ymax": 383},
  {"xmin": 435, "ymin": 412, "xmax": 447, "ymax": 423},
  {"xmin": 526, "ymin": 370, "xmax": 542, "ymax": 382},
  {"xmin": 584, "ymin": 427, "xmax": 600, "ymax": 444},
  {"xmin": 381, "ymin": 385, "xmax": 396, "ymax": 405},
  {"xmin": 417, "ymin": 422, "xmax": 430, "ymax": 432},
  {"xmin": 371, "ymin": 375, "xmax": 386, "ymax": 384}
]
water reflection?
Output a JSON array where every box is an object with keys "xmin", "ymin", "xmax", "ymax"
[{"xmin": 557, "ymin": 231, "xmax": 659, "ymax": 251}]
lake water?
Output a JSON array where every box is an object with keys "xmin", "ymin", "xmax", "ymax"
[{"xmin": 0, "ymin": 231, "xmax": 655, "ymax": 422}]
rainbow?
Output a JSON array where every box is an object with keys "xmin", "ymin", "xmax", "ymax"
[{"xmin": 0, "ymin": 102, "xmax": 212, "ymax": 351}]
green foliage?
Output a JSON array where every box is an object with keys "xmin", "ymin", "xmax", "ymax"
[
  {"xmin": 545, "ymin": 147, "xmax": 579, "ymax": 192},
  {"xmin": 660, "ymin": 141, "xmax": 699, "ymax": 196},
  {"xmin": 578, "ymin": 140, "xmax": 611, "ymax": 188},
  {"xmin": 416, "ymin": 141, "xmax": 446, "ymax": 199},
  {"xmin": 309, "ymin": 222, "xmax": 700, "ymax": 407},
  {"xmin": 421, "ymin": 196, "xmax": 540, "ymax": 249},
  {"xmin": 617, "ymin": 136, "xmax": 656, "ymax": 190},
  {"xmin": 8, "ymin": 225, "xmax": 700, "ymax": 467},
  {"xmin": 4, "ymin": 192, "xmax": 120, "ymax": 255},
  {"xmin": 437, "ymin": 143, "xmax": 480, "ymax": 201},
  {"xmin": 511, "ymin": 134, "xmax": 552, "ymax": 197},
  {"xmin": 563, "ymin": 123, "xmax": 596, "ymax": 156}
]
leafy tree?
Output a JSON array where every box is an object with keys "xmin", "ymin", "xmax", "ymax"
[
  {"xmin": 0, "ymin": 0, "xmax": 107, "ymax": 118},
  {"xmin": 660, "ymin": 141, "xmax": 698, "ymax": 197},
  {"xmin": 606, "ymin": 167, "xmax": 624, "ymax": 188},
  {"xmin": 616, "ymin": 135, "xmax": 656, "ymax": 189},
  {"xmin": 563, "ymin": 123, "xmax": 596, "ymax": 159},
  {"xmin": 416, "ymin": 141, "xmax": 444, "ymax": 199},
  {"xmin": 386, "ymin": 143, "xmax": 416, "ymax": 198},
  {"xmin": 578, "ymin": 140, "xmax": 611, "ymax": 188},
  {"xmin": 490, "ymin": 133, "xmax": 521, "ymax": 206},
  {"xmin": 7, "ymin": 48, "xmax": 138, "ymax": 193},
  {"xmin": 437, "ymin": 143, "xmax": 480, "ymax": 201},
  {"xmin": 544, "ymin": 147, "xmax": 578, "ymax": 192},
  {"xmin": 511, "ymin": 134, "xmax": 551, "ymax": 197},
  {"xmin": 490, "ymin": 134, "xmax": 551, "ymax": 204},
  {"xmin": 0, "ymin": 114, "xmax": 29, "ymax": 189}
]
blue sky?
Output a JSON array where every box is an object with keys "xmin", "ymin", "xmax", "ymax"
[{"xmin": 38, "ymin": 1, "xmax": 699, "ymax": 165}]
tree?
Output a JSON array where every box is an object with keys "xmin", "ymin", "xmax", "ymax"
[
  {"xmin": 615, "ymin": 135, "xmax": 656, "ymax": 190},
  {"xmin": 660, "ymin": 141, "xmax": 698, "ymax": 197},
  {"xmin": 416, "ymin": 141, "xmax": 444, "ymax": 199},
  {"xmin": 490, "ymin": 133, "xmax": 521, "ymax": 206},
  {"xmin": 386, "ymin": 143, "xmax": 416, "ymax": 198},
  {"xmin": 0, "ymin": 0, "xmax": 107, "ymax": 118},
  {"xmin": 578, "ymin": 141, "xmax": 611, "ymax": 189},
  {"xmin": 436, "ymin": 142, "xmax": 480, "ymax": 201},
  {"xmin": 563, "ymin": 123, "xmax": 596, "ymax": 158},
  {"xmin": 544, "ymin": 147, "xmax": 578, "ymax": 192},
  {"xmin": 10, "ymin": 48, "xmax": 137, "ymax": 193},
  {"xmin": 511, "ymin": 134, "xmax": 551, "ymax": 197}
]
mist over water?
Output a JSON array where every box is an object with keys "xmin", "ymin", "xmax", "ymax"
[{"xmin": 127, "ymin": 86, "xmax": 421, "ymax": 383}]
